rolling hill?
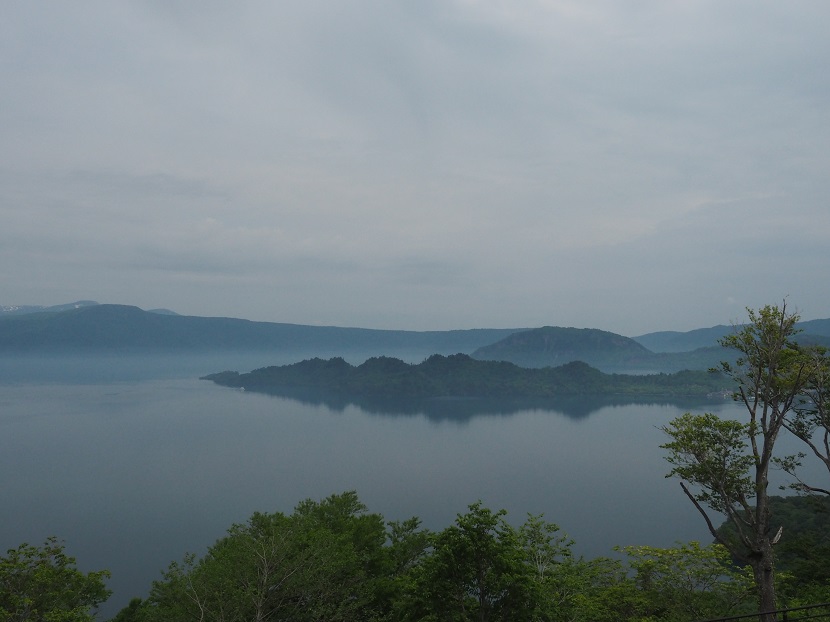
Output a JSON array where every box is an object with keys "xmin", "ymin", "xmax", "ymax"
[
  {"xmin": 470, "ymin": 327, "xmax": 654, "ymax": 370},
  {"xmin": 2, "ymin": 302, "xmax": 828, "ymax": 373},
  {"xmin": 472, "ymin": 323, "xmax": 830, "ymax": 372}
]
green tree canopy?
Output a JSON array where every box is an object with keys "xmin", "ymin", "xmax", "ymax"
[
  {"xmin": 619, "ymin": 541, "xmax": 754, "ymax": 621},
  {"xmin": 0, "ymin": 536, "xmax": 110, "ymax": 622},
  {"xmin": 403, "ymin": 502, "xmax": 534, "ymax": 622},
  {"xmin": 141, "ymin": 491, "xmax": 422, "ymax": 622}
]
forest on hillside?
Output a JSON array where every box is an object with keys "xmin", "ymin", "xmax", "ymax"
[{"xmin": 202, "ymin": 354, "xmax": 728, "ymax": 399}]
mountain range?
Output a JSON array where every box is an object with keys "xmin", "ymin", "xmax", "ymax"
[
  {"xmin": 0, "ymin": 302, "xmax": 520, "ymax": 359},
  {"xmin": 2, "ymin": 301, "xmax": 829, "ymax": 373}
]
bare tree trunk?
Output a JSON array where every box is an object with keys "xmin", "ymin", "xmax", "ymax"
[{"xmin": 751, "ymin": 544, "xmax": 777, "ymax": 622}]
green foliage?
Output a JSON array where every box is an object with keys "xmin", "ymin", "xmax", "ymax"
[
  {"xmin": 519, "ymin": 514, "xmax": 574, "ymax": 621},
  {"xmin": 107, "ymin": 597, "xmax": 144, "ymax": 622},
  {"xmin": 108, "ymin": 489, "xmax": 830, "ymax": 622},
  {"xmin": 139, "ymin": 495, "xmax": 665, "ymax": 622},
  {"xmin": 403, "ymin": 502, "xmax": 533, "ymax": 621},
  {"xmin": 778, "ymin": 581, "xmax": 830, "ymax": 610},
  {"xmin": 661, "ymin": 412, "xmax": 755, "ymax": 514},
  {"xmin": 716, "ymin": 495, "xmax": 830, "ymax": 591},
  {"xmin": 520, "ymin": 514, "xmax": 572, "ymax": 582},
  {"xmin": 771, "ymin": 495, "xmax": 830, "ymax": 583},
  {"xmin": 0, "ymin": 536, "xmax": 111, "ymax": 622},
  {"xmin": 715, "ymin": 305, "xmax": 809, "ymax": 412},
  {"xmin": 142, "ymin": 491, "xmax": 394, "ymax": 622},
  {"xmin": 618, "ymin": 542, "xmax": 754, "ymax": 621},
  {"xmin": 558, "ymin": 556, "xmax": 642, "ymax": 622},
  {"xmin": 401, "ymin": 505, "xmax": 643, "ymax": 622},
  {"xmin": 661, "ymin": 303, "xmax": 817, "ymax": 618}
]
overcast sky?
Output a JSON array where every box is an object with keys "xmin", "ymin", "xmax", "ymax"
[{"xmin": 2, "ymin": 1, "xmax": 828, "ymax": 335}]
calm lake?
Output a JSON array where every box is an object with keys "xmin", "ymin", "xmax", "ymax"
[{"xmin": 0, "ymin": 352, "xmax": 780, "ymax": 618}]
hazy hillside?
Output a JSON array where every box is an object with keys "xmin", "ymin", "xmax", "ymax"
[
  {"xmin": 470, "ymin": 326, "xmax": 747, "ymax": 373},
  {"xmin": 2, "ymin": 302, "xmax": 827, "ymax": 373},
  {"xmin": 634, "ymin": 318, "xmax": 830, "ymax": 352},
  {"xmin": 478, "ymin": 323, "xmax": 829, "ymax": 372},
  {"xmin": 632, "ymin": 325, "xmax": 734, "ymax": 353},
  {"xmin": 470, "ymin": 326, "xmax": 674, "ymax": 372},
  {"xmin": 471, "ymin": 327, "xmax": 649, "ymax": 370},
  {"xmin": 0, "ymin": 304, "xmax": 523, "ymax": 357},
  {"xmin": 798, "ymin": 318, "xmax": 830, "ymax": 340}
]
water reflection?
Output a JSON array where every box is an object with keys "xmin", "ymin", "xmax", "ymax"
[
  {"xmin": 231, "ymin": 384, "xmax": 729, "ymax": 421},
  {"xmin": 0, "ymin": 373, "xmax": 741, "ymax": 619}
]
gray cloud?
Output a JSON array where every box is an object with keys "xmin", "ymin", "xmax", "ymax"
[{"xmin": 2, "ymin": 1, "xmax": 829, "ymax": 333}]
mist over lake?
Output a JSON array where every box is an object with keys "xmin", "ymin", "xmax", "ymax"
[{"xmin": 1, "ymin": 352, "xmax": 806, "ymax": 618}]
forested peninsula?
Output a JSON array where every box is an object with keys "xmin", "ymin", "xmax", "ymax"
[{"xmin": 201, "ymin": 353, "xmax": 727, "ymax": 398}]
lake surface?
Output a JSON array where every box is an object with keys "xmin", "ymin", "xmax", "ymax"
[{"xmin": 0, "ymin": 353, "xmax": 787, "ymax": 618}]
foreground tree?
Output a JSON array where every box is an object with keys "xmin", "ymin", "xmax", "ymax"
[
  {"xmin": 717, "ymin": 495, "xmax": 830, "ymax": 598},
  {"xmin": 115, "ymin": 488, "xmax": 789, "ymax": 622},
  {"xmin": 620, "ymin": 541, "xmax": 754, "ymax": 620},
  {"xmin": 0, "ymin": 537, "xmax": 111, "ymax": 622},
  {"xmin": 403, "ymin": 502, "xmax": 534, "ymax": 622},
  {"xmin": 661, "ymin": 303, "xmax": 815, "ymax": 620},
  {"xmin": 519, "ymin": 514, "xmax": 573, "ymax": 621},
  {"xmin": 143, "ymin": 491, "xmax": 393, "ymax": 622},
  {"xmin": 517, "ymin": 516, "xmax": 646, "ymax": 622}
]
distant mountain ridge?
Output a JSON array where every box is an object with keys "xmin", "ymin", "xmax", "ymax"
[
  {"xmin": 632, "ymin": 325, "xmax": 734, "ymax": 353},
  {"xmin": 472, "ymin": 324, "xmax": 830, "ymax": 372},
  {"xmin": 0, "ymin": 304, "xmax": 522, "ymax": 358},
  {"xmin": 0, "ymin": 301, "xmax": 179, "ymax": 317},
  {"xmin": 470, "ymin": 327, "xmax": 738, "ymax": 373},
  {"xmin": 0, "ymin": 300, "xmax": 99, "ymax": 316},
  {"xmin": 2, "ymin": 302, "xmax": 829, "ymax": 372},
  {"xmin": 633, "ymin": 318, "xmax": 830, "ymax": 353}
]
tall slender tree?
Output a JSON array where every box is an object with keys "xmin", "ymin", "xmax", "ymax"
[{"xmin": 661, "ymin": 303, "xmax": 814, "ymax": 621}]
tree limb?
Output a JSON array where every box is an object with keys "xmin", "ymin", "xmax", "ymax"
[{"xmin": 679, "ymin": 482, "xmax": 745, "ymax": 561}]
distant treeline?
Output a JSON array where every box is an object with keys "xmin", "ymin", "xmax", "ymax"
[{"xmin": 202, "ymin": 353, "xmax": 728, "ymax": 398}]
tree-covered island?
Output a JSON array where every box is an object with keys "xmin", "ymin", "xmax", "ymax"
[{"xmin": 201, "ymin": 353, "xmax": 727, "ymax": 399}]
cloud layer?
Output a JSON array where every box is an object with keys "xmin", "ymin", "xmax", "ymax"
[{"xmin": 2, "ymin": 1, "xmax": 829, "ymax": 334}]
